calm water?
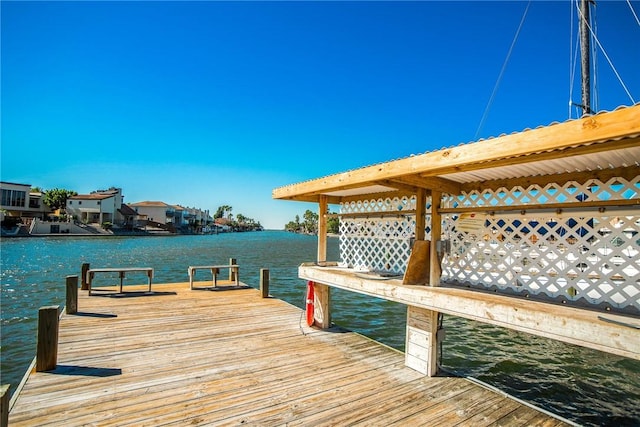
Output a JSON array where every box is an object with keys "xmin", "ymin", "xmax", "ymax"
[{"xmin": 1, "ymin": 231, "xmax": 638, "ymax": 426}]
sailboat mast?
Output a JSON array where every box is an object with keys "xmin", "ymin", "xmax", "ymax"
[{"xmin": 579, "ymin": 0, "xmax": 592, "ymax": 115}]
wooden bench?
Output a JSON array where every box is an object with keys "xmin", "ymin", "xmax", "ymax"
[
  {"xmin": 188, "ymin": 265, "xmax": 239, "ymax": 289},
  {"xmin": 87, "ymin": 267, "xmax": 154, "ymax": 295}
]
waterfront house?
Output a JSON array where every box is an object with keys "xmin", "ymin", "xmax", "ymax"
[
  {"xmin": 273, "ymin": 104, "xmax": 640, "ymax": 375},
  {"xmin": 129, "ymin": 200, "xmax": 174, "ymax": 225},
  {"xmin": 0, "ymin": 181, "xmax": 51, "ymax": 221},
  {"xmin": 66, "ymin": 187, "xmax": 125, "ymax": 226}
]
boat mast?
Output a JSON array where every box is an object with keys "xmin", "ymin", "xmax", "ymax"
[{"xmin": 579, "ymin": 0, "xmax": 592, "ymax": 115}]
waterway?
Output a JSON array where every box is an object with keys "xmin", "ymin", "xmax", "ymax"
[{"xmin": 1, "ymin": 231, "xmax": 638, "ymax": 426}]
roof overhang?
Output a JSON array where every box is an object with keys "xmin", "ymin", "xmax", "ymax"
[{"xmin": 273, "ymin": 105, "xmax": 640, "ymax": 203}]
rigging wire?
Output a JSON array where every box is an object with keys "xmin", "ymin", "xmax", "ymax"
[
  {"xmin": 474, "ymin": 1, "xmax": 531, "ymax": 140},
  {"xmin": 627, "ymin": 0, "xmax": 640, "ymax": 27}
]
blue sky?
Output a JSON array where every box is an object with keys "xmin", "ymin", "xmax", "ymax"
[{"xmin": 2, "ymin": 1, "xmax": 639, "ymax": 229}]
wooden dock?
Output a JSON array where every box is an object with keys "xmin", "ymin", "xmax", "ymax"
[{"xmin": 8, "ymin": 282, "xmax": 572, "ymax": 426}]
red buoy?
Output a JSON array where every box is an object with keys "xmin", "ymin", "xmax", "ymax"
[{"xmin": 305, "ymin": 281, "xmax": 315, "ymax": 326}]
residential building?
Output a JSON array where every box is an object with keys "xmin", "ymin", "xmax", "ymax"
[
  {"xmin": 129, "ymin": 201, "xmax": 174, "ymax": 225},
  {"xmin": 0, "ymin": 181, "xmax": 51, "ymax": 220},
  {"xmin": 66, "ymin": 187, "xmax": 125, "ymax": 225}
]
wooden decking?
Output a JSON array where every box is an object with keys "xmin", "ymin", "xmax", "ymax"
[{"xmin": 9, "ymin": 282, "xmax": 572, "ymax": 426}]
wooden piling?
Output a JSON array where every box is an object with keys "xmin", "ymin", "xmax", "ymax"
[
  {"xmin": 66, "ymin": 275, "xmax": 78, "ymax": 315},
  {"xmin": 81, "ymin": 263, "xmax": 90, "ymax": 290},
  {"xmin": 36, "ymin": 306, "xmax": 59, "ymax": 372},
  {"xmin": 0, "ymin": 384, "xmax": 9, "ymax": 427},
  {"xmin": 260, "ymin": 268, "xmax": 269, "ymax": 298},
  {"xmin": 229, "ymin": 258, "xmax": 237, "ymax": 282},
  {"xmin": 406, "ymin": 306, "xmax": 439, "ymax": 376}
]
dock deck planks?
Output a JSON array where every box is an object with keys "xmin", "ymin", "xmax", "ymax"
[{"xmin": 9, "ymin": 282, "xmax": 572, "ymax": 426}]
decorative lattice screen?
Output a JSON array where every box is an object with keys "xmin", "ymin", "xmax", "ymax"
[
  {"xmin": 339, "ymin": 196, "xmax": 431, "ymax": 273},
  {"xmin": 439, "ymin": 176, "xmax": 640, "ymax": 313},
  {"xmin": 440, "ymin": 211, "xmax": 640, "ymax": 312},
  {"xmin": 337, "ymin": 175, "xmax": 639, "ymax": 313}
]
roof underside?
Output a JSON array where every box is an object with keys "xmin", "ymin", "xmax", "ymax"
[{"xmin": 273, "ymin": 105, "xmax": 640, "ymax": 203}]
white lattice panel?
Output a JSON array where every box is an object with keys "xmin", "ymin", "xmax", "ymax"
[
  {"xmin": 443, "ymin": 176, "xmax": 639, "ymax": 209},
  {"xmin": 339, "ymin": 197, "xmax": 431, "ymax": 273},
  {"xmin": 338, "ymin": 177, "xmax": 639, "ymax": 313},
  {"xmin": 441, "ymin": 212, "xmax": 640, "ymax": 312},
  {"xmin": 341, "ymin": 196, "xmax": 416, "ymax": 214}
]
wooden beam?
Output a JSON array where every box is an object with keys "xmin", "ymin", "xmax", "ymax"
[
  {"xmin": 438, "ymin": 198, "xmax": 640, "ymax": 215},
  {"xmin": 396, "ymin": 175, "xmax": 462, "ymax": 195},
  {"xmin": 374, "ymin": 179, "xmax": 421, "ymax": 193},
  {"xmin": 421, "ymin": 137, "xmax": 640, "ymax": 178},
  {"xmin": 330, "ymin": 210, "xmax": 417, "ymax": 219},
  {"xmin": 299, "ymin": 265, "xmax": 640, "ymax": 360}
]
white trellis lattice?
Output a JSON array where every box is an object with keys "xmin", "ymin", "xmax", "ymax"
[
  {"xmin": 338, "ymin": 176, "xmax": 639, "ymax": 314},
  {"xmin": 440, "ymin": 176, "xmax": 639, "ymax": 313},
  {"xmin": 339, "ymin": 196, "xmax": 432, "ymax": 273},
  {"xmin": 440, "ymin": 212, "xmax": 640, "ymax": 312},
  {"xmin": 442, "ymin": 176, "xmax": 640, "ymax": 209}
]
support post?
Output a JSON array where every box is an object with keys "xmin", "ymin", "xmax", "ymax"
[
  {"xmin": 260, "ymin": 268, "xmax": 269, "ymax": 298},
  {"xmin": 314, "ymin": 195, "xmax": 331, "ymax": 328},
  {"xmin": 81, "ymin": 262, "xmax": 90, "ymax": 290},
  {"xmin": 229, "ymin": 258, "xmax": 236, "ymax": 282},
  {"xmin": 0, "ymin": 384, "xmax": 9, "ymax": 427},
  {"xmin": 317, "ymin": 195, "xmax": 328, "ymax": 263},
  {"xmin": 36, "ymin": 306, "xmax": 59, "ymax": 372},
  {"xmin": 66, "ymin": 275, "xmax": 78, "ymax": 315},
  {"xmin": 415, "ymin": 188, "xmax": 426, "ymax": 241},
  {"xmin": 405, "ymin": 306, "xmax": 439, "ymax": 376},
  {"xmin": 429, "ymin": 191, "xmax": 442, "ymax": 287},
  {"xmin": 313, "ymin": 283, "xmax": 331, "ymax": 329}
]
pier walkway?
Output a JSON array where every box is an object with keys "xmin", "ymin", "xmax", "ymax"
[{"xmin": 9, "ymin": 282, "xmax": 571, "ymax": 426}]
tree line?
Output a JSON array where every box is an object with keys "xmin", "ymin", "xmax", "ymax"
[
  {"xmin": 213, "ymin": 205, "xmax": 263, "ymax": 231},
  {"xmin": 284, "ymin": 209, "xmax": 339, "ymax": 234}
]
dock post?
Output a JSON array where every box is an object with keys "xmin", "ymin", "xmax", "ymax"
[
  {"xmin": 313, "ymin": 284, "xmax": 331, "ymax": 329},
  {"xmin": 81, "ymin": 263, "xmax": 90, "ymax": 290},
  {"xmin": 36, "ymin": 306, "xmax": 60, "ymax": 372},
  {"xmin": 66, "ymin": 275, "xmax": 78, "ymax": 315},
  {"xmin": 260, "ymin": 268, "xmax": 269, "ymax": 298},
  {"xmin": 229, "ymin": 258, "xmax": 236, "ymax": 282},
  {"xmin": 0, "ymin": 384, "xmax": 9, "ymax": 427},
  {"xmin": 405, "ymin": 306, "xmax": 440, "ymax": 376}
]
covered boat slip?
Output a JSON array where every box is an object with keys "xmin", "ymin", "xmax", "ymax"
[
  {"xmin": 7, "ymin": 283, "xmax": 571, "ymax": 426},
  {"xmin": 273, "ymin": 105, "xmax": 640, "ymax": 373}
]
